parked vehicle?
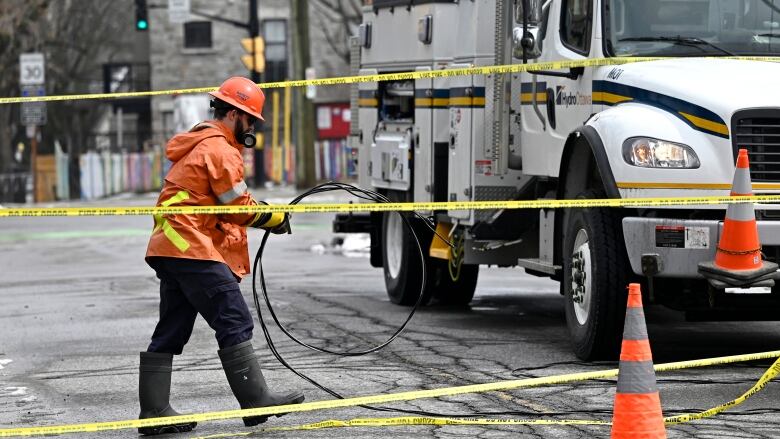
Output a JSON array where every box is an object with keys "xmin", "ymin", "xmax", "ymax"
[{"xmin": 336, "ymin": 0, "xmax": 780, "ymax": 359}]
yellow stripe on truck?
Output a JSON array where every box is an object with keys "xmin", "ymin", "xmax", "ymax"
[
  {"xmin": 592, "ymin": 91, "xmax": 633, "ymax": 104},
  {"xmin": 520, "ymin": 92, "xmax": 547, "ymax": 103},
  {"xmin": 678, "ymin": 111, "xmax": 730, "ymax": 136}
]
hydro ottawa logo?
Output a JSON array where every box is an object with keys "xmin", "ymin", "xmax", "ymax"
[{"xmin": 555, "ymin": 85, "xmax": 592, "ymax": 107}]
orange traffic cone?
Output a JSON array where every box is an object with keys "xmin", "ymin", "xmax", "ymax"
[
  {"xmin": 698, "ymin": 149, "xmax": 779, "ymax": 288},
  {"xmin": 611, "ymin": 283, "xmax": 666, "ymax": 439}
]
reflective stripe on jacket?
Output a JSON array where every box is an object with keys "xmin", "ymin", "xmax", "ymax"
[{"xmin": 146, "ymin": 120, "xmax": 263, "ymax": 277}]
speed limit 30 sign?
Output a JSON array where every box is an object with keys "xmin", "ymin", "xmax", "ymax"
[
  {"xmin": 20, "ymin": 53, "xmax": 45, "ymax": 86},
  {"xmin": 19, "ymin": 53, "xmax": 46, "ymax": 126}
]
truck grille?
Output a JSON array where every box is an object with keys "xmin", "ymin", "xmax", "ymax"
[{"xmin": 732, "ymin": 109, "xmax": 780, "ymax": 182}]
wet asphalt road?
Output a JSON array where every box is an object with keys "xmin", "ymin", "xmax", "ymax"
[{"xmin": 1, "ymin": 188, "xmax": 780, "ymax": 439}]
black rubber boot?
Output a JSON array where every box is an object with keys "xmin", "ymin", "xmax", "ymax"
[
  {"xmin": 138, "ymin": 352, "xmax": 197, "ymax": 435},
  {"xmin": 218, "ymin": 341, "xmax": 305, "ymax": 426}
]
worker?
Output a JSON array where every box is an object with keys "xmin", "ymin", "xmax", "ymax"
[{"xmin": 138, "ymin": 76, "xmax": 304, "ymax": 435}]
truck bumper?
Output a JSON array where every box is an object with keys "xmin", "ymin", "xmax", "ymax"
[{"xmin": 622, "ymin": 217, "xmax": 780, "ymax": 278}]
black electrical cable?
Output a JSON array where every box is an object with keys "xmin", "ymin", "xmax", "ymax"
[
  {"xmin": 250, "ymin": 182, "xmax": 780, "ymax": 421},
  {"xmin": 250, "ymin": 182, "xmax": 620, "ymax": 419},
  {"xmin": 251, "ymin": 182, "xmax": 518, "ymax": 419},
  {"xmin": 762, "ymin": 0, "xmax": 780, "ymax": 14},
  {"xmin": 254, "ymin": 183, "xmax": 432, "ymax": 356}
]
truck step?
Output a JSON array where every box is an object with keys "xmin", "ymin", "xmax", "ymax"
[{"xmin": 517, "ymin": 258, "xmax": 561, "ymax": 276}]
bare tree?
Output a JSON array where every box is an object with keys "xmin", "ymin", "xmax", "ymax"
[
  {"xmin": 310, "ymin": 0, "xmax": 361, "ymax": 65},
  {"xmin": 0, "ymin": 0, "xmax": 49, "ymax": 173},
  {"xmin": 0, "ymin": 0, "xmax": 131, "ymax": 178},
  {"xmin": 38, "ymin": 1, "xmax": 131, "ymax": 157}
]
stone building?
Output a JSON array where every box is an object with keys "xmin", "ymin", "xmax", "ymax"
[
  {"xmin": 148, "ymin": 1, "xmax": 283, "ymax": 142},
  {"xmin": 147, "ymin": 0, "xmax": 353, "ymax": 181}
]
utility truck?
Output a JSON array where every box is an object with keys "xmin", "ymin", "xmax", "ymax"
[{"xmin": 334, "ymin": 0, "xmax": 780, "ymax": 359}]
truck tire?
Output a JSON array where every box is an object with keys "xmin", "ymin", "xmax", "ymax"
[
  {"xmin": 381, "ymin": 212, "xmax": 433, "ymax": 306},
  {"xmin": 431, "ymin": 261, "xmax": 479, "ymax": 306},
  {"xmin": 562, "ymin": 189, "xmax": 629, "ymax": 360}
]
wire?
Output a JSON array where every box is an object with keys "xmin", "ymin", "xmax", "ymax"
[
  {"xmin": 251, "ymin": 181, "xmax": 501, "ymax": 418},
  {"xmin": 251, "ymin": 182, "xmax": 609, "ymax": 419},
  {"xmin": 249, "ymin": 182, "xmax": 778, "ymax": 421},
  {"xmin": 262, "ymin": 182, "xmax": 446, "ymax": 355},
  {"xmin": 762, "ymin": 0, "xmax": 780, "ymax": 15}
]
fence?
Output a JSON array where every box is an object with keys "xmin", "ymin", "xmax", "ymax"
[
  {"xmin": 313, "ymin": 139, "xmax": 357, "ymax": 182},
  {"xmin": 78, "ymin": 150, "xmax": 165, "ymax": 200},
  {"xmin": 7, "ymin": 140, "xmax": 354, "ymax": 203}
]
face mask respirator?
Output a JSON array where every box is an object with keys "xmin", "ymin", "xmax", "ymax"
[
  {"xmin": 239, "ymin": 132, "xmax": 256, "ymax": 148},
  {"xmin": 210, "ymin": 100, "xmax": 258, "ymax": 149}
]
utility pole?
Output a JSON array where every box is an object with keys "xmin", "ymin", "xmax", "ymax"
[
  {"xmin": 248, "ymin": 0, "xmax": 266, "ymax": 187},
  {"xmin": 291, "ymin": 0, "xmax": 316, "ymax": 188},
  {"xmin": 30, "ymin": 126, "xmax": 38, "ymax": 203}
]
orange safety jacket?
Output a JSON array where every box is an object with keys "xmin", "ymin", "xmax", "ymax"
[{"xmin": 146, "ymin": 120, "xmax": 277, "ymax": 278}]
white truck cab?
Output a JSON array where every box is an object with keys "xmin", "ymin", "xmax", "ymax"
[{"xmin": 336, "ymin": 0, "xmax": 780, "ymax": 359}]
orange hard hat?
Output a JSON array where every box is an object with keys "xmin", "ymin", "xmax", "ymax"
[{"xmin": 208, "ymin": 76, "xmax": 265, "ymax": 121}]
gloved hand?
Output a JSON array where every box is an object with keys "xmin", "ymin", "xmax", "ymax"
[
  {"xmin": 269, "ymin": 213, "xmax": 292, "ymax": 235},
  {"xmin": 250, "ymin": 201, "xmax": 291, "ymax": 234}
]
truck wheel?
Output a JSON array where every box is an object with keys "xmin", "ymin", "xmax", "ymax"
[
  {"xmin": 562, "ymin": 189, "xmax": 629, "ymax": 360},
  {"xmin": 382, "ymin": 212, "xmax": 432, "ymax": 306},
  {"xmin": 430, "ymin": 229, "xmax": 478, "ymax": 306},
  {"xmin": 431, "ymin": 261, "xmax": 479, "ymax": 306}
]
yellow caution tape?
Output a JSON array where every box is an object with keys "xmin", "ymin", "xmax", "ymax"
[
  {"xmin": 1, "ymin": 195, "xmax": 780, "ymax": 218},
  {"xmin": 1, "ymin": 350, "xmax": 779, "ymax": 437},
  {"xmin": 195, "ymin": 356, "xmax": 780, "ymax": 437},
  {"xmin": 2, "ymin": 56, "xmax": 779, "ymax": 104},
  {"xmin": 664, "ymin": 356, "xmax": 780, "ymax": 424}
]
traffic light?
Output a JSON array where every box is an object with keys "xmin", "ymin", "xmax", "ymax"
[
  {"xmin": 241, "ymin": 37, "xmax": 265, "ymax": 73},
  {"xmin": 135, "ymin": 0, "xmax": 148, "ymax": 31}
]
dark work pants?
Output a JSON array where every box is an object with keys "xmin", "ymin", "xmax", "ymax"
[{"xmin": 146, "ymin": 257, "xmax": 254, "ymax": 354}]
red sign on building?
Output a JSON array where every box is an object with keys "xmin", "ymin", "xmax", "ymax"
[{"xmin": 316, "ymin": 103, "xmax": 350, "ymax": 140}]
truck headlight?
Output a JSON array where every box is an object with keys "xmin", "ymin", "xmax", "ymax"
[{"xmin": 622, "ymin": 137, "xmax": 700, "ymax": 169}]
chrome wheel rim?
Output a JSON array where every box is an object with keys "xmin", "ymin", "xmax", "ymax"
[
  {"xmin": 570, "ymin": 229, "xmax": 592, "ymax": 326},
  {"xmin": 386, "ymin": 213, "xmax": 403, "ymax": 279}
]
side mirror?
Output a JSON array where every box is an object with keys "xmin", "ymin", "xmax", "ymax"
[
  {"xmin": 513, "ymin": 27, "xmax": 542, "ymax": 60},
  {"xmin": 515, "ymin": 0, "xmax": 542, "ymax": 26}
]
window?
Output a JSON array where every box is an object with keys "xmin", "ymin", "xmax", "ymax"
[
  {"xmin": 560, "ymin": 0, "xmax": 593, "ymax": 54},
  {"xmin": 263, "ymin": 20, "xmax": 288, "ymax": 82},
  {"xmin": 604, "ymin": 0, "xmax": 780, "ymax": 57},
  {"xmin": 184, "ymin": 21, "xmax": 212, "ymax": 49},
  {"xmin": 538, "ymin": 2, "xmax": 552, "ymax": 51}
]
